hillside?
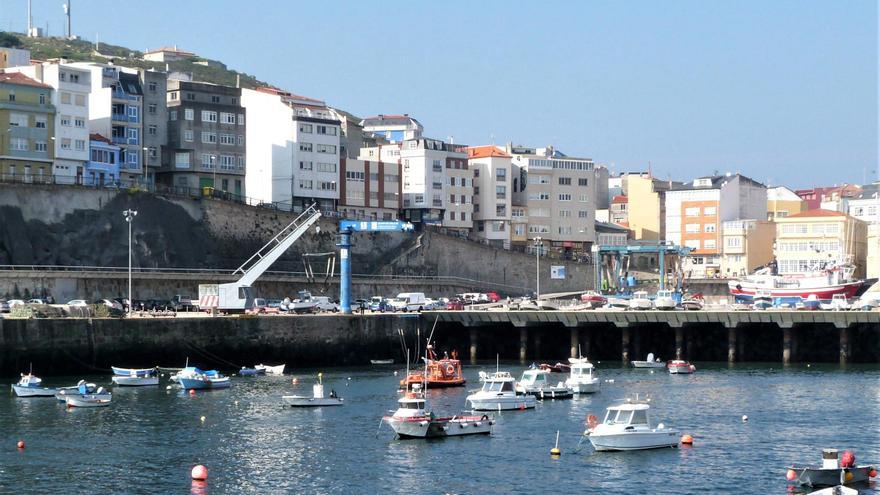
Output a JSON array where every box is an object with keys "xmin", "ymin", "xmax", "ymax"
[{"xmin": 0, "ymin": 31, "xmax": 269, "ymax": 88}]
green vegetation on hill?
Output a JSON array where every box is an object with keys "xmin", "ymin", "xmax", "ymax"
[{"xmin": 1, "ymin": 31, "xmax": 269, "ymax": 89}]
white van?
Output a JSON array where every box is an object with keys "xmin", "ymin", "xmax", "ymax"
[{"xmin": 389, "ymin": 292, "xmax": 427, "ymax": 312}]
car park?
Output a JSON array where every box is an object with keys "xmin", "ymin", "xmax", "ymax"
[
  {"xmin": 28, "ymin": 298, "xmax": 48, "ymax": 305},
  {"xmin": 388, "ymin": 292, "xmax": 427, "ymax": 312},
  {"xmin": 0, "ymin": 300, "xmax": 9, "ymax": 313},
  {"xmin": 66, "ymin": 299, "xmax": 89, "ymax": 307},
  {"xmin": 313, "ymin": 296, "xmax": 339, "ymax": 313},
  {"xmin": 446, "ymin": 299, "xmax": 465, "ymax": 311},
  {"xmin": 8, "ymin": 299, "xmax": 26, "ymax": 307}
]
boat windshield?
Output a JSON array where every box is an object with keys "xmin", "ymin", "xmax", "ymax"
[
  {"xmin": 482, "ymin": 381, "xmax": 514, "ymax": 392},
  {"xmin": 571, "ymin": 367, "xmax": 592, "ymax": 377},
  {"xmin": 604, "ymin": 409, "xmax": 633, "ymax": 425},
  {"xmin": 400, "ymin": 401, "xmax": 425, "ymax": 409},
  {"xmin": 630, "ymin": 409, "xmax": 648, "ymax": 425}
]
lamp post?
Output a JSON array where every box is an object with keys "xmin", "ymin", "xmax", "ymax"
[
  {"xmin": 123, "ymin": 209, "xmax": 137, "ymax": 316},
  {"xmin": 141, "ymin": 146, "xmax": 149, "ymax": 188},
  {"xmin": 534, "ymin": 236, "xmax": 542, "ymax": 300}
]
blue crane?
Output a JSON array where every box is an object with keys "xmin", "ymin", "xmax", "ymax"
[
  {"xmin": 592, "ymin": 241, "xmax": 691, "ymax": 292},
  {"xmin": 338, "ymin": 220, "xmax": 415, "ymax": 314}
]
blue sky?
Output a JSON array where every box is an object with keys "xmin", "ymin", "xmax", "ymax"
[{"xmin": 2, "ymin": 0, "xmax": 876, "ymax": 188}]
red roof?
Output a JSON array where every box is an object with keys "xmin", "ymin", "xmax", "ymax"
[
  {"xmin": 611, "ymin": 194, "xmax": 628, "ymax": 204},
  {"xmin": 467, "ymin": 145, "xmax": 510, "ymax": 159},
  {"xmin": 0, "ymin": 71, "xmax": 52, "ymax": 89},
  {"xmin": 89, "ymin": 133, "xmax": 112, "ymax": 144},
  {"xmin": 786, "ymin": 208, "xmax": 846, "ymax": 218}
]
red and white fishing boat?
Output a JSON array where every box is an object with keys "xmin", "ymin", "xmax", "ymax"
[
  {"xmin": 667, "ymin": 360, "xmax": 695, "ymax": 374},
  {"xmin": 580, "ymin": 291, "xmax": 607, "ymax": 308},
  {"xmin": 729, "ymin": 259, "xmax": 863, "ymax": 303}
]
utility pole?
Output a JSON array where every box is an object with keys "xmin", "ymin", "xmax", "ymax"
[
  {"xmin": 123, "ymin": 209, "xmax": 137, "ymax": 316},
  {"xmin": 534, "ymin": 236, "xmax": 542, "ymax": 300}
]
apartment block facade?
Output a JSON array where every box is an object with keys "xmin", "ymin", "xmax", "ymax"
[
  {"xmin": 139, "ymin": 69, "xmax": 168, "ymax": 184},
  {"xmin": 774, "ymin": 209, "xmax": 867, "ymax": 278},
  {"xmin": 720, "ymin": 219, "xmax": 775, "ymax": 277},
  {"xmin": 666, "ymin": 174, "xmax": 767, "ymax": 277},
  {"xmin": 469, "ymin": 146, "xmax": 512, "ymax": 246},
  {"xmin": 0, "ymin": 72, "xmax": 55, "ymax": 180},
  {"xmin": 767, "ymin": 186, "xmax": 806, "ymax": 221},
  {"xmin": 164, "ymin": 79, "xmax": 246, "ymax": 196},
  {"xmin": 338, "ymin": 157, "xmax": 400, "ymax": 220}
]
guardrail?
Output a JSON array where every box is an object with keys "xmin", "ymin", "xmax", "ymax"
[{"xmin": 0, "ymin": 265, "xmax": 531, "ymax": 292}]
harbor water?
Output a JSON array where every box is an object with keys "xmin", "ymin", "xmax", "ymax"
[{"xmin": 1, "ymin": 363, "xmax": 878, "ymax": 494}]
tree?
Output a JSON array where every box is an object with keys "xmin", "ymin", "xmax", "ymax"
[{"xmin": 0, "ymin": 32, "xmax": 23, "ymax": 49}]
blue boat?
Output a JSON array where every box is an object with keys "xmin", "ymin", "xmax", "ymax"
[
  {"xmin": 239, "ymin": 367, "xmax": 266, "ymax": 377},
  {"xmin": 111, "ymin": 366, "xmax": 157, "ymax": 377},
  {"xmin": 177, "ymin": 369, "xmax": 231, "ymax": 390}
]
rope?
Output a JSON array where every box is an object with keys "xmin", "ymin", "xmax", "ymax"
[
  {"xmin": 183, "ymin": 342, "xmax": 242, "ymax": 369},
  {"xmin": 58, "ymin": 347, "xmax": 110, "ymax": 372}
]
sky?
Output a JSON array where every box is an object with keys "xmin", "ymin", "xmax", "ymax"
[{"xmin": 0, "ymin": 0, "xmax": 877, "ymax": 188}]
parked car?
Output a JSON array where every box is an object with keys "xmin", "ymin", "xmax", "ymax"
[
  {"xmin": 353, "ymin": 299, "xmax": 369, "ymax": 311},
  {"xmin": 170, "ymin": 295, "xmax": 195, "ymax": 312},
  {"xmin": 27, "ymin": 298, "xmax": 47, "ymax": 305},
  {"xmin": 66, "ymin": 299, "xmax": 89, "ymax": 307},
  {"xmin": 446, "ymin": 299, "xmax": 465, "ymax": 311},
  {"xmin": 0, "ymin": 300, "xmax": 9, "ymax": 313},
  {"xmin": 112, "ymin": 298, "xmax": 131, "ymax": 311},
  {"xmin": 7, "ymin": 299, "xmax": 26, "ymax": 307},
  {"xmin": 93, "ymin": 299, "xmax": 124, "ymax": 311},
  {"xmin": 313, "ymin": 296, "xmax": 339, "ymax": 313},
  {"xmin": 369, "ymin": 297, "xmax": 391, "ymax": 312},
  {"xmin": 388, "ymin": 292, "xmax": 427, "ymax": 312},
  {"xmin": 485, "ymin": 291, "xmax": 501, "ymax": 303}
]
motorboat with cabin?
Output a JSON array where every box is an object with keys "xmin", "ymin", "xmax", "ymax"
[
  {"xmin": 516, "ymin": 368, "xmax": 573, "ymax": 400},
  {"xmin": 680, "ymin": 293, "xmax": 705, "ymax": 311},
  {"xmin": 786, "ymin": 449, "xmax": 876, "ymax": 488},
  {"xmin": 631, "ymin": 352, "xmax": 666, "ymax": 369},
  {"xmin": 821, "ymin": 294, "xmax": 852, "ymax": 311},
  {"xmin": 565, "ymin": 357, "xmax": 599, "ymax": 394},
  {"xmin": 585, "ymin": 396, "xmax": 680, "ymax": 451},
  {"xmin": 400, "ymin": 347, "xmax": 465, "ymax": 389},
  {"xmin": 111, "ymin": 366, "xmax": 159, "ymax": 386},
  {"xmin": 282, "ymin": 373, "xmax": 343, "ymax": 407},
  {"xmin": 629, "ymin": 290, "xmax": 653, "ymax": 310},
  {"xmin": 667, "ymin": 360, "xmax": 696, "ymax": 374},
  {"xmin": 383, "ymin": 386, "xmax": 493, "ymax": 439},
  {"xmin": 468, "ymin": 371, "xmax": 536, "ymax": 411},
  {"xmin": 11, "ymin": 371, "xmax": 56, "ymax": 397},
  {"xmin": 654, "ymin": 290, "xmax": 677, "ymax": 310}
]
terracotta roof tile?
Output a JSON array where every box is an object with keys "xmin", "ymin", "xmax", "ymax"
[
  {"xmin": 611, "ymin": 194, "xmax": 628, "ymax": 204},
  {"xmin": 0, "ymin": 71, "xmax": 52, "ymax": 89},
  {"xmin": 466, "ymin": 145, "xmax": 510, "ymax": 159},
  {"xmin": 786, "ymin": 208, "xmax": 847, "ymax": 218}
]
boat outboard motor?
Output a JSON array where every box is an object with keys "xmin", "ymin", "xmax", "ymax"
[{"xmin": 822, "ymin": 449, "xmax": 839, "ymax": 469}]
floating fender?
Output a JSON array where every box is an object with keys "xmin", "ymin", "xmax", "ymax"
[
  {"xmin": 481, "ymin": 415, "xmax": 489, "ymax": 421},
  {"xmin": 474, "ymin": 422, "xmax": 481, "ymax": 427}
]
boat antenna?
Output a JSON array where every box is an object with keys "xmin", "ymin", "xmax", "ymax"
[
  {"xmin": 578, "ymin": 344, "xmax": 583, "ymax": 360},
  {"xmin": 496, "ymin": 353, "xmax": 499, "ymax": 373}
]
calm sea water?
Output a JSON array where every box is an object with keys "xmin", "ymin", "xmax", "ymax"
[{"xmin": 1, "ymin": 363, "xmax": 878, "ymax": 494}]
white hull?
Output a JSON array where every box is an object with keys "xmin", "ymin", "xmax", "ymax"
[
  {"xmin": 588, "ymin": 429, "xmax": 680, "ymax": 451},
  {"xmin": 112, "ymin": 376, "xmax": 159, "ymax": 386},
  {"xmin": 282, "ymin": 395, "xmax": 344, "ymax": 407},
  {"xmin": 629, "ymin": 301, "xmax": 653, "ymax": 310},
  {"xmin": 668, "ymin": 367, "xmax": 694, "ymax": 374},
  {"xmin": 466, "ymin": 395, "xmax": 536, "ymax": 411},
  {"xmin": 65, "ymin": 394, "xmax": 112, "ymax": 408},
  {"xmin": 256, "ymin": 364, "xmax": 286, "ymax": 375},
  {"xmin": 631, "ymin": 361, "xmax": 666, "ymax": 368},
  {"xmin": 566, "ymin": 379, "xmax": 600, "ymax": 394},
  {"xmin": 384, "ymin": 416, "xmax": 492, "ymax": 439},
  {"xmin": 654, "ymin": 298, "xmax": 676, "ymax": 310},
  {"xmin": 11, "ymin": 384, "xmax": 56, "ymax": 397}
]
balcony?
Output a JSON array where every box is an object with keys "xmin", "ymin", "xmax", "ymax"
[{"xmin": 111, "ymin": 113, "xmax": 128, "ymax": 122}]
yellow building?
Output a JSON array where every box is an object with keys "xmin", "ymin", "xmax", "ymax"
[
  {"xmin": 774, "ymin": 209, "xmax": 867, "ymax": 278},
  {"xmin": 767, "ymin": 186, "xmax": 805, "ymax": 221},
  {"xmin": 720, "ymin": 219, "xmax": 775, "ymax": 277},
  {"xmin": 625, "ymin": 174, "xmax": 673, "ymax": 240},
  {"xmin": 867, "ymin": 223, "xmax": 879, "ymax": 279},
  {"xmin": 0, "ymin": 72, "xmax": 55, "ymax": 180}
]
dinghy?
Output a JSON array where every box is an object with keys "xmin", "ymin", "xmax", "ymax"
[
  {"xmin": 255, "ymin": 364, "xmax": 286, "ymax": 375},
  {"xmin": 282, "ymin": 373, "xmax": 343, "ymax": 407}
]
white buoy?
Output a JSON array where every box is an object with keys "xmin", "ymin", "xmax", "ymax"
[
  {"xmin": 393, "ymin": 371, "xmax": 398, "ymax": 376},
  {"xmin": 234, "ymin": 400, "xmax": 239, "ymax": 405},
  {"xmin": 200, "ymin": 416, "xmax": 206, "ymax": 422},
  {"xmin": 166, "ymin": 385, "xmax": 172, "ymax": 390},
  {"xmin": 742, "ymin": 415, "xmax": 749, "ymax": 422}
]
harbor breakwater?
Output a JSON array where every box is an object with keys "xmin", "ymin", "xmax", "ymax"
[{"xmin": 0, "ymin": 310, "xmax": 878, "ymax": 377}]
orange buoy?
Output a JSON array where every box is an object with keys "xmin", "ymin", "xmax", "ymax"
[
  {"xmin": 16, "ymin": 440, "xmax": 24, "ymax": 449},
  {"xmin": 292, "ymin": 378, "xmax": 299, "ymax": 385},
  {"xmin": 191, "ymin": 464, "xmax": 208, "ymax": 481},
  {"xmin": 786, "ymin": 469, "xmax": 797, "ymax": 481},
  {"xmin": 869, "ymin": 468, "xmax": 877, "ymax": 478},
  {"xmin": 844, "ymin": 472, "xmax": 854, "ymax": 482},
  {"xmin": 188, "ymin": 389, "xmax": 196, "ymax": 396},
  {"xmin": 680, "ymin": 434, "xmax": 694, "ymax": 445}
]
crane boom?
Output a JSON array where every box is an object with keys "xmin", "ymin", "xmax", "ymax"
[{"xmin": 234, "ymin": 205, "xmax": 322, "ymax": 286}]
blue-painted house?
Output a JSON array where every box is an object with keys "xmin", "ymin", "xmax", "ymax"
[{"xmin": 86, "ymin": 133, "xmax": 121, "ymax": 186}]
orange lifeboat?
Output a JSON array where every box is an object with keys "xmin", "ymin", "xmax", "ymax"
[{"xmin": 400, "ymin": 358, "xmax": 466, "ymax": 389}]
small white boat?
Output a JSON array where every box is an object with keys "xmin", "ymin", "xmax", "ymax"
[
  {"xmin": 66, "ymin": 388, "xmax": 112, "ymax": 408},
  {"xmin": 467, "ymin": 371, "xmax": 536, "ymax": 411},
  {"xmin": 631, "ymin": 352, "xmax": 666, "ymax": 369},
  {"xmin": 629, "ymin": 291, "xmax": 653, "ymax": 310},
  {"xmin": 806, "ymin": 486, "xmax": 858, "ymax": 495},
  {"xmin": 753, "ymin": 289, "xmax": 773, "ymax": 310},
  {"xmin": 55, "ymin": 381, "xmax": 97, "ymax": 401},
  {"xmin": 680, "ymin": 295, "xmax": 704, "ymax": 311},
  {"xmin": 516, "ymin": 368, "xmax": 573, "ymax": 400},
  {"xmin": 565, "ymin": 357, "xmax": 599, "ymax": 394},
  {"xmin": 111, "ymin": 366, "xmax": 159, "ymax": 386},
  {"xmin": 11, "ymin": 372, "xmax": 56, "ymax": 397},
  {"xmin": 586, "ymin": 397, "xmax": 680, "ymax": 451},
  {"xmin": 654, "ymin": 290, "xmax": 677, "ymax": 311},
  {"xmin": 370, "ymin": 359, "xmax": 394, "ymax": 365},
  {"xmin": 282, "ymin": 373, "xmax": 343, "ymax": 407},
  {"xmin": 255, "ymin": 363, "xmax": 286, "ymax": 375},
  {"xmin": 606, "ymin": 297, "xmax": 629, "ymax": 310},
  {"xmin": 788, "ymin": 449, "xmax": 876, "ymax": 488},
  {"xmin": 667, "ymin": 360, "xmax": 696, "ymax": 374},
  {"xmin": 382, "ymin": 390, "xmax": 492, "ymax": 439},
  {"xmin": 820, "ymin": 294, "xmax": 852, "ymax": 311}
]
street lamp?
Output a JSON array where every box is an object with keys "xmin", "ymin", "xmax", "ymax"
[
  {"xmin": 141, "ymin": 146, "xmax": 149, "ymax": 187},
  {"xmin": 534, "ymin": 236, "xmax": 543, "ymax": 300},
  {"xmin": 123, "ymin": 209, "xmax": 137, "ymax": 316}
]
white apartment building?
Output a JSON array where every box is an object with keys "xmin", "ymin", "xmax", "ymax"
[
  {"xmin": 361, "ymin": 114, "xmax": 423, "ymax": 142},
  {"xmin": 507, "ymin": 145, "xmax": 598, "ymax": 257},
  {"xmin": 6, "ymin": 62, "xmax": 91, "ymax": 180},
  {"xmin": 361, "ymin": 138, "xmax": 469, "ymax": 227},
  {"xmin": 468, "ymin": 145, "xmax": 512, "ymax": 247},
  {"xmin": 847, "ymin": 184, "xmax": 880, "ymax": 225},
  {"xmin": 242, "ymin": 87, "xmax": 340, "ymax": 210}
]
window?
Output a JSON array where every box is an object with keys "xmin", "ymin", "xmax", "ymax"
[
  {"xmin": 316, "ymin": 144, "xmax": 336, "ymax": 154},
  {"xmin": 148, "ymin": 82, "xmax": 157, "ymax": 92},
  {"xmin": 529, "ymin": 225, "xmax": 550, "ymax": 234},
  {"xmin": 148, "ymin": 104, "xmax": 157, "ymax": 114},
  {"xmin": 578, "ymin": 210, "xmax": 589, "ymax": 218},
  {"xmin": 316, "ymin": 125, "xmax": 336, "ymax": 135},
  {"xmin": 496, "ymin": 168, "xmax": 506, "ymax": 180},
  {"xmin": 528, "ymin": 175, "xmax": 550, "ymax": 185},
  {"xmin": 559, "ymin": 210, "xmax": 571, "ymax": 218},
  {"xmin": 33, "ymin": 116, "xmax": 47, "ymax": 128},
  {"xmin": 558, "ymin": 226, "xmax": 572, "ymax": 235},
  {"xmin": 449, "ymin": 177, "xmax": 456, "ymax": 187},
  {"xmin": 433, "ymin": 160, "xmax": 442, "ymax": 172},
  {"xmin": 528, "ymin": 192, "xmax": 551, "ymax": 201},
  {"xmin": 221, "ymin": 113, "xmax": 236, "ymax": 124},
  {"xmin": 60, "ymin": 92, "xmax": 71, "ymax": 104},
  {"xmin": 781, "ymin": 224, "xmax": 809, "ymax": 234},
  {"xmin": 169, "ymin": 91, "xmax": 179, "ymax": 101},
  {"xmin": 211, "ymin": 96, "xmax": 220, "ymax": 104},
  {"xmin": 473, "ymin": 168, "xmax": 480, "ymax": 177},
  {"xmin": 237, "ymin": 156, "xmax": 245, "ymax": 169},
  {"xmin": 558, "ymin": 177, "xmax": 571, "ymax": 185},
  {"xmin": 127, "ymin": 128, "xmax": 138, "ymax": 142},
  {"xmin": 684, "ymin": 239, "xmax": 700, "ymax": 249},
  {"xmin": 75, "ymin": 94, "xmax": 86, "ymax": 106},
  {"xmin": 578, "ymin": 194, "xmax": 589, "ymax": 202},
  {"xmin": 60, "ymin": 115, "xmax": 71, "ymax": 127},
  {"xmin": 299, "ymin": 142, "xmax": 313, "ymax": 152},
  {"xmin": 703, "ymin": 206, "xmax": 717, "ymax": 216},
  {"xmin": 220, "ymin": 155, "xmax": 235, "ymax": 170},
  {"xmin": 61, "ymin": 138, "xmax": 71, "ymax": 150},
  {"xmin": 415, "ymin": 194, "xmax": 424, "ymax": 204},
  {"xmin": 318, "ymin": 181, "xmax": 336, "ymax": 191},
  {"xmin": 685, "ymin": 207, "xmax": 701, "ymax": 216},
  {"xmin": 704, "ymin": 224, "xmax": 716, "ymax": 233},
  {"xmin": 186, "ymin": 93, "xmax": 196, "ymax": 101},
  {"xmin": 300, "ymin": 179, "xmax": 313, "ymax": 190},
  {"xmin": 170, "ymin": 110, "xmax": 178, "ymax": 121},
  {"xmin": 299, "ymin": 123, "xmax": 313, "ymax": 133},
  {"xmin": 201, "ymin": 154, "xmax": 216, "ymax": 169},
  {"xmin": 201, "ymin": 132, "xmax": 217, "ymax": 144},
  {"xmin": 496, "ymin": 185, "xmax": 506, "ymax": 199},
  {"xmin": 75, "ymin": 139, "xmax": 86, "ymax": 151},
  {"xmin": 74, "ymin": 118, "xmax": 85, "ymax": 128},
  {"xmin": 726, "ymin": 237, "xmax": 742, "ymax": 248},
  {"xmin": 220, "ymin": 133, "xmax": 235, "ymax": 145},
  {"xmin": 433, "ymin": 181, "xmax": 443, "ymax": 190},
  {"xmin": 185, "ymin": 109, "xmax": 194, "ymax": 121},
  {"xmin": 300, "ymin": 161, "xmax": 313, "ymax": 170},
  {"xmin": 148, "ymin": 125, "xmax": 158, "ymax": 136},
  {"xmin": 39, "ymin": 94, "xmax": 46, "ymax": 104},
  {"xmin": 317, "ymin": 162, "xmax": 336, "ymax": 173},
  {"xmin": 35, "ymin": 141, "xmax": 48, "ymax": 152},
  {"xmin": 578, "ymin": 178, "xmax": 589, "ymax": 186},
  {"xmin": 496, "ymin": 204, "xmax": 507, "ymax": 216},
  {"xmin": 184, "ymin": 130, "xmax": 194, "ymax": 142},
  {"xmin": 558, "ymin": 194, "xmax": 572, "ymax": 201},
  {"xmin": 531, "ymin": 208, "xmax": 550, "ymax": 217},
  {"xmin": 685, "ymin": 224, "xmax": 700, "ymax": 233},
  {"xmin": 345, "ymin": 171, "xmax": 365, "ymax": 181},
  {"xmin": 237, "ymin": 114, "xmax": 245, "ymax": 125},
  {"xmin": 237, "ymin": 135, "xmax": 243, "ymax": 146},
  {"xmin": 201, "ymin": 111, "xmax": 217, "ymax": 122},
  {"xmin": 10, "ymin": 138, "xmax": 28, "ymax": 151},
  {"xmin": 491, "ymin": 221, "xmax": 505, "ymax": 232},
  {"xmin": 703, "ymin": 239, "xmax": 716, "ymax": 250},
  {"xmin": 126, "ymin": 151, "xmax": 138, "ymax": 165},
  {"xmin": 127, "ymin": 106, "xmax": 138, "ymax": 119},
  {"xmin": 149, "ymin": 147, "xmax": 157, "ymax": 158},
  {"xmin": 448, "ymin": 211, "xmax": 456, "ymax": 221}
]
